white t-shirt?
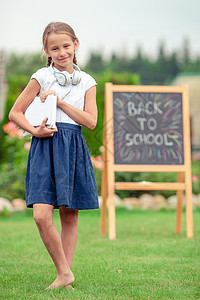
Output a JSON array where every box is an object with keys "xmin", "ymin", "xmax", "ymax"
[{"xmin": 31, "ymin": 66, "xmax": 97, "ymax": 125}]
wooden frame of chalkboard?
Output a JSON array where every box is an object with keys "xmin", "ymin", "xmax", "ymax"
[{"xmin": 101, "ymin": 83, "xmax": 193, "ymax": 240}]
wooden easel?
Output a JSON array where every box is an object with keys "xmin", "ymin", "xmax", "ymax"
[{"xmin": 101, "ymin": 83, "xmax": 193, "ymax": 240}]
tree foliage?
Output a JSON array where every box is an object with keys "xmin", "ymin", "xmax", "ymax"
[{"xmin": 85, "ymin": 39, "xmax": 200, "ymax": 85}]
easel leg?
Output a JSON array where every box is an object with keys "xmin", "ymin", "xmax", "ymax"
[
  {"xmin": 108, "ymin": 185, "xmax": 116, "ymax": 240},
  {"xmin": 176, "ymin": 172, "xmax": 184, "ymax": 234},
  {"xmin": 182, "ymin": 85, "xmax": 193, "ymax": 238},
  {"xmin": 185, "ymin": 169, "xmax": 193, "ymax": 238},
  {"xmin": 108, "ymin": 159, "xmax": 115, "ymax": 240},
  {"xmin": 101, "ymin": 150, "xmax": 107, "ymax": 235}
]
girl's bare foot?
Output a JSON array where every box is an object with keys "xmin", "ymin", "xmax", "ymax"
[{"xmin": 46, "ymin": 270, "xmax": 75, "ymax": 290}]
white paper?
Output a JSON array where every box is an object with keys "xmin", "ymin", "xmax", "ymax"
[{"xmin": 23, "ymin": 94, "xmax": 57, "ymax": 137}]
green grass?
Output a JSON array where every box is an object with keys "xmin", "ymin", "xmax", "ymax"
[{"xmin": 0, "ymin": 208, "xmax": 200, "ymax": 299}]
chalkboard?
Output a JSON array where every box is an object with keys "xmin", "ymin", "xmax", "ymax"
[
  {"xmin": 101, "ymin": 82, "xmax": 193, "ymax": 239},
  {"xmin": 113, "ymin": 92, "xmax": 184, "ymax": 165},
  {"xmin": 101, "ymin": 84, "xmax": 193, "ymax": 240}
]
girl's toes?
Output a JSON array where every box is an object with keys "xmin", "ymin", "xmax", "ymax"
[{"xmin": 65, "ymin": 284, "xmax": 75, "ymax": 291}]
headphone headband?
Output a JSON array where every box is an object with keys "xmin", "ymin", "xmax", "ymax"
[{"xmin": 73, "ymin": 64, "xmax": 81, "ymax": 72}]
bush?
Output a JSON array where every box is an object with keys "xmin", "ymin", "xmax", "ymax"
[
  {"xmin": 0, "ymin": 75, "xmax": 30, "ymax": 162},
  {"xmin": 0, "ymin": 123, "xmax": 30, "ymax": 200}
]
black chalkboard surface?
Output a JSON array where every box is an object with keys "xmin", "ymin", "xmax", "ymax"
[{"xmin": 113, "ymin": 92, "xmax": 184, "ymax": 165}]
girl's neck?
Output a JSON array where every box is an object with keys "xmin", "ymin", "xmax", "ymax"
[{"xmin": 53, "ymin": 62, "xmax": 74, "ymax": 74}]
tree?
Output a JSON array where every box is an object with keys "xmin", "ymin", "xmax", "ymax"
[
  {"xmin": 85, "ymin": 53, "xmax": 105, "ymax": 73},
  {"xmin": 182, "ymin": 37, "xmax": 190, "ymax": 65}
]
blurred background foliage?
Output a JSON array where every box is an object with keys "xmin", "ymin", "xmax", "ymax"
[{"xmin": 1, "ymin": 38, "xmax": 200, "ymax": 200}]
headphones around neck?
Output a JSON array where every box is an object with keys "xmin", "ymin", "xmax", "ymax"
[{"xmin": 49, "ymin": 63, "xmax": 82, "ymax": 86}]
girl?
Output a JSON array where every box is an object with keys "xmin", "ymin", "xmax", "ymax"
[{"xmin": 9, "ymin": 22, "xmax": 99, "ymax": 290}]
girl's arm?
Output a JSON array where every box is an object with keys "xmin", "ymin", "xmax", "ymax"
[
  {"xmin": 57, "ymin": 86, "xmax": 98, "ymax": 130},
  {"xmin": 41, "ymin": 86, "xmax": 98, "ymax": 130},
  {"xmin": 9, "ymin": 79, "xmax": 58, "ymax": 138}
]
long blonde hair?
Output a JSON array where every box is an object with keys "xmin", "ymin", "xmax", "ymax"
[{"xmin": 42, "ymin": 22, "xmax": 78, "ymax": 66}]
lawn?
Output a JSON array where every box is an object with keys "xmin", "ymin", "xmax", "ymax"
[{"xmin": 0, "ymin": 208, "xmax": 200, "ymax": 299}]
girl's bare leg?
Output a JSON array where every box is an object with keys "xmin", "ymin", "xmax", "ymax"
[
  {"xmin": 33, "ymin": 203, "xmax": 74, "ymax": 289},
  {"xmin": 59, "ymin": 206, "xmax": 79, "ymax": 268}
]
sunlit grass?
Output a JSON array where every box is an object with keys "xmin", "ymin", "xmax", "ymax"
[{"xmin": 1, "ymin": 208, "xmax": 200, "ymax": 299}]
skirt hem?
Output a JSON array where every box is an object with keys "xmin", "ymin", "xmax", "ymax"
[{"xmin": 26, "ymin": 202, "xmax": 99, "ymax": 210}]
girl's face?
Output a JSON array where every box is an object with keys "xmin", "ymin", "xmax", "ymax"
[{"xmin": 44, "ymin": 32, "xmax": 79, "ymax": 73}]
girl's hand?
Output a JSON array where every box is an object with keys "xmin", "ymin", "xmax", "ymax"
[
  {"xmin": 40, "ymin": 90, "xmax": 58, "ymax": 102},
  {"xmin": 40, "ymin": 90, "xmax": 62, "ymax": 107},
  {"xmin": 33, "ymin": 117, "xmax": 58, "ymax": 138}
]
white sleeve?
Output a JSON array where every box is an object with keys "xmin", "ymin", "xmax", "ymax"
[
  {"xmin": 83, "ymin": 73, "xmax": 97, "ymax": 92},
  {"xmin": 30, "ymin": 68, "xmax": 48, "ymax": 88}
]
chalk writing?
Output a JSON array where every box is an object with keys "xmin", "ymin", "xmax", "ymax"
[{"xmin": 113, "ymin": 92, "xmax": 184, "ymax": 165}]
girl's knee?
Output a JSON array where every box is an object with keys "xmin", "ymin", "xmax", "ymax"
[
  {"xmin": 59, "ymin": 207, "xmax": 78, "ymax": 224},
  {"xmin": 33, "ymin": 213, "xmax": 50, "ymax": 227},
  {"xmin": 33, "ymin": 205, "xmax": 53, "ymax": 227}
]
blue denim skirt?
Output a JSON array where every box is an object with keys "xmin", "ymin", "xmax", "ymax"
[{"xmin": 25, "ymin": 122, "xmax": 99, "ymax": 210}]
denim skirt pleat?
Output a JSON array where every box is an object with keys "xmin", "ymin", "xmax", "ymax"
[{"xmin": 25, "ymin": 122, "xmax": 99, "ymax": 210}]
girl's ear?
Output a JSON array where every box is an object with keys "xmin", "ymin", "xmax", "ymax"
[
  {"xmin": 74, "ymin": 39, "xmax": 79, "ymax": 51},
  {"xmin": 44, "ymin": 48, "xmax": 50, "ymax": 57}
]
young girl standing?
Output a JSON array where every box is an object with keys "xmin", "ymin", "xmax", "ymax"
[{"xmin": 9, "ymin": 22, "xmax": 99, "ymax": 290}]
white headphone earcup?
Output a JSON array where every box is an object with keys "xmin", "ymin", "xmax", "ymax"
[
  {"xmin": 72, "ymin": 70, "xmax": 81, "ymax": 85},
  {"xmin": 55, "ymin": 71, "xmax": 70, "ymax": 86},
  {"xmin": 52, "ymin": 64, "xmax": 81, "ymax": 86}
]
